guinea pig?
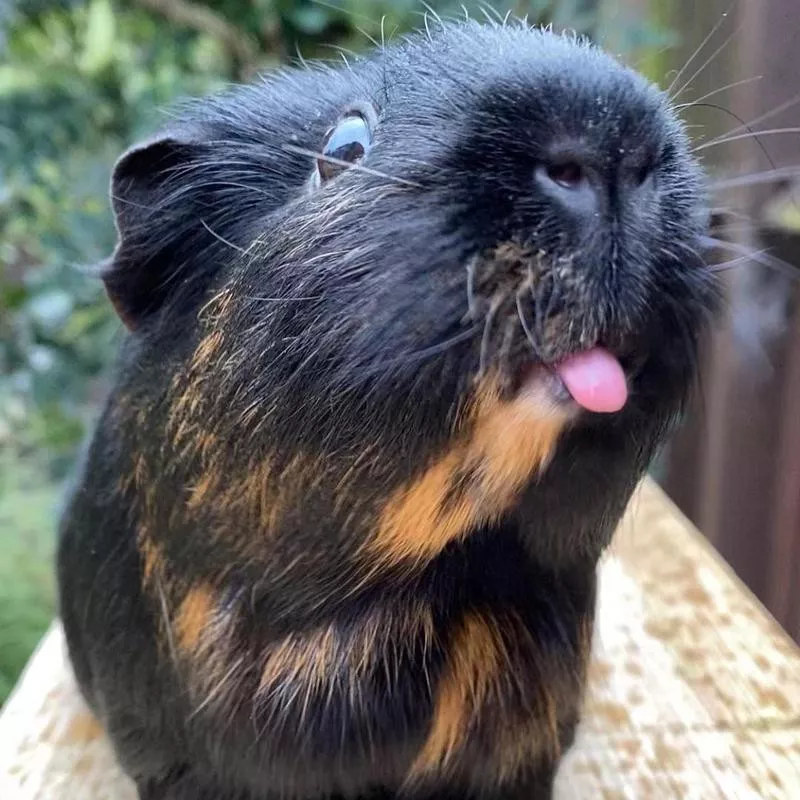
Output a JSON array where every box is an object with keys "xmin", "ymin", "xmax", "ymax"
[{"xmin": 56, "ymin": 18, "xmax": 718, "ymax": 800}]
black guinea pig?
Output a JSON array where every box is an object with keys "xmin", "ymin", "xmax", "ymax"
[{"xmin": 56, "ymin": 18, "xmax": 718, "ymax": 800}]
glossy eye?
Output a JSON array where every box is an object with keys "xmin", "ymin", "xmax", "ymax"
[
  {"xmin": 318, "ymin": 113, "xmax": 372, "ymax": 181},
  {"xmin": 546, "ymin": 162, "xmax": 586, "ymax": 190}
]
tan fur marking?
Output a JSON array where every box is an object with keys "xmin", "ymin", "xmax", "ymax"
[
  {"xmin": 198, "ymin": 286, "xmax": 234, "ymax": 325},
  {"xmin": 410, "ymin": 610, "xmax": 573, "ymax": 784},
  {"xmin": 370, "ymin": 380, "xmax": 569, "ymax": 566},
  {"xmin": 187, "ymin": 470, "xmax": 218, "ymax": 511},
  {"xmin": 191, "ymin": 329, "xmax": 223, "ymax": 372},
  {"xmin": 260, "ymin": 627, "xmax": 337, "ymax": 697},
  {"xmin": 175, "ymin": 585, "xmax": 215, "ymax": 654},
  {"xmin": 138, "ymin": 531, "xmax": 162, "ymax": 586},
  {"xmin": 469, "ymin": 380, "xmax": 568, "ymax": 499},
  {"xmin": 132, "ymin": 453, "xmax": 148, "ymax": 491},
  {"xmin": 370, "ymin": 451, "xmax": 468, "ymax": 564},
  {"xmin": 258, "ymin": 604, "xmax": 436, "ymax": 715},
  {"xmin": 413, "ymin": 612, "xmax": 508, "ymax": 772}
]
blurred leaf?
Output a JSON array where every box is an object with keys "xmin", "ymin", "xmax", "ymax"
[
  {"xmin": 0, "ymin": 449, "xmax": 59, "ymax": 706},
  {"xmin": 288, "ymin": 6, "xmax": 330, "ymax": 35},
  {"xmin": 80, "ymin": 0, "xmax": 116, "ymax": 74},
  {"xmin": 26, "ymin": 290, "xmax": 74, "ymax": 332}
]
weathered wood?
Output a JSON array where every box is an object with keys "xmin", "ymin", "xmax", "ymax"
[{"xmin": 2, "ymin": 478, "xmax": 798, "ymax": 798}]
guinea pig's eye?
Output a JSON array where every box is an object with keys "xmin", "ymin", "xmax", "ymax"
[{"xmin": 318, "ymin": 113, "xmax": 372, "ymax": 182}]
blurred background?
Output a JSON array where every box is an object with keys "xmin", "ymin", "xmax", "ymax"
[{"xmin": 0, "ymin": 0, "xmax": 798, "ymax": 705}]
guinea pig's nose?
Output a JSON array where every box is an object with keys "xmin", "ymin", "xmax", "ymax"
[{"xmin": 535, "ymin": 160, "xmax": 602, "ymax": 219}]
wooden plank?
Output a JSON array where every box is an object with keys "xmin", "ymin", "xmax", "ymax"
[{"xmin": 1, "ymin": 479, "xmax": 799, "ymax": 798}]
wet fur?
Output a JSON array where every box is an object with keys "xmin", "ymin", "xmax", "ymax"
[{"xmin": 57, "ymin": 20, "xmax": 717, "ymax": 800}]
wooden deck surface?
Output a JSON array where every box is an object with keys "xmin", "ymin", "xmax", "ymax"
[{"xmin": 1, "ymin": 478, "xmax": 799, "ymax": 798}]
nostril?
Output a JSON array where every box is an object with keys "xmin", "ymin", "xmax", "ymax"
[
  {"xmin": 631, "ymin": 163, "xmax": 653, "ymax": 188},
  {"xmin": 545, "ymin": 162, "xmax": 586, "ymax": 190},
  {"xmin": 535, "ymin": 159, "xmax": 599, "ymax": 216}
]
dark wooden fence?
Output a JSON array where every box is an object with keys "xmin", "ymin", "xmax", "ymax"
[{"xmin": 647, "ymin": 0, "xmax": 800, "ymax": 641}]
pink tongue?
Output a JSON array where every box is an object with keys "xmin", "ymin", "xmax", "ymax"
[{"xmin": 554, "ymin": 347, "xmax": 628, "ymax": 413}]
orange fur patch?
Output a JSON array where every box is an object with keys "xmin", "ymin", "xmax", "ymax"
[
  {"xmin": 186, "ymin": 469, "xmax": 219, "ymax": 512},
  {"xmin": 174, "ymin": 585, "xmax": 215, "ymax": 654},
  {"xmin": 369, "ymin": 379, "xmax": 569, "ymax": 567},
  {"xmin": 138, "ymin": 528, "xmax": 163, "ymax": 586},
  {"xmin": 412, "ymin": 611, "xmax": 508, "ymax": 773},
  {"xmin": 409, "ymin": 609, "xmax": 572, "ymax": 785},
  {"xmin": 168, "ymin": 286, "xmax": 234, "ymax": 445}
]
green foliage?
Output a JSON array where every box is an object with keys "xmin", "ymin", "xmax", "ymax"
[
  {"xmin": 0, "ymin": 0, "xmax": 671, "ymax": 477},
  {"xmin": 0, "ymin": 448, "xmax": 61, "ymax": 701},
  {"xmin": 1, "ymin": 0, "xmax": 233, "ymax": 476}
]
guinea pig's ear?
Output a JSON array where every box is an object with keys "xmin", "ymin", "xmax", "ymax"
[{"xmin": 102, "ymin": 127, "xmax": 204, "ymax": 330}]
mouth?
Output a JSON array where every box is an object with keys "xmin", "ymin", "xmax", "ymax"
[{"xmin": 519, "ymin": 346, "xmax": 633, "ymax": 415}]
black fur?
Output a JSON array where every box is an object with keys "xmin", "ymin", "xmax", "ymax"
[{"xmin": 57, "ymin": 21, "xmax": 717, "ymax": 800}]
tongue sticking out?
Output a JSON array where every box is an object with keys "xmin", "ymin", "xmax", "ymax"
[{"xmin": 554, "ymin": 347, "xmax": 628, "ymax": 413}]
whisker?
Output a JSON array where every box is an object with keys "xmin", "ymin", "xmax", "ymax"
[
  {"xmin": 396, "ymin": 326, "xmax": 478, "ymax": 364},
  {"xmin": 709, "ymin": 252, "xmax": 770, "ymax": 272},
  {"xmin": 363, "ymin": 326, "xmax": 480, "ymax": 378},
  {"xmin": 516, "ymin": 286, "xmax": 539, "ymax": 354},
  {"xmin": 666, "ymin": 3, "xmax": 735, "ymax": 97},
  {"xmin": 244, "ymin": 295, "xmax": 324, "ymax": 303},
  {"xmin": 201, "ymin": 220, "xmax": 248, "ymax": 254},
  {"xmin": 676, "ymin": 301, "xmax": 707, "ymax": 417},
  {"xmin": 700, "ymin": 92, "xmax": 800, "ymax": 148},
  {"xmin": 709, "ymin": 166, "xmax": 800, "ymax": 191},
  {"xmin": 155, "ymin": 577, "xmax": 178, "ymax": 667},
  {"xmin": 190, "ymin": 657, "xmax": 246, "ymax": 718},
  {"xmin": 701, "ymin": 236, "xmax": 799, "ymax": 279},
  {"xmin": 281, "ymin": 144, "xmax": 422, "ymax": 188},
  {"xmin": 293, "ymin": 42, "xmax": 309, "ymax": 70},
  {"xmin": 672, "ymin": 13, "xmax": 743, "ymax": 102},
  {"xmin": 694, "ymin": 127, "xmax": 800, "ymax": 153},
  {"xmin": 676, "ymin": 76, "xmax": 763, "ymax": 109},
  {"xmin": 479, "ymin": 294, "xmax": 504, "ymax": 378},
  {"xmin": 497, "ymin": 315, "xmax": 518, "ymax": 377},
  {"xmin": 686, "ymin": 104, "xmax": 780, "ymax": 174}
]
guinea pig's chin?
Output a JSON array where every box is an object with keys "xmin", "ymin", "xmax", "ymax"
[{"xmin": 516, "ymin": 363, "xmax": 575, "ymax": 411}]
